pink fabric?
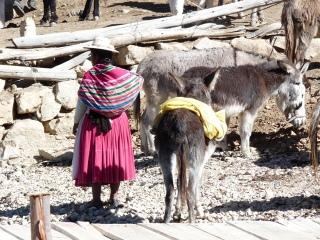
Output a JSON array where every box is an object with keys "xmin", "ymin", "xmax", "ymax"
[{"xmin": 74, "ymin": 112, "xmax": 136, "ymax": 186}]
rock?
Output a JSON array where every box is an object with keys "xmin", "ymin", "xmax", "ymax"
[
  {"xmin": 38, "ymin": 148, "xmax": 73, "ymax": 161},
  {"xmin": 15, "ymin": 83, "xmax": 48, "ymax": 114},
  {"xmin": 231, "ymin": 37, "xmax": 283, "ymax": 60},
  {"xmin": 273, "ymin": 36, "xmax": 320, "ymax": 60},
  {"xmin": 43, "ymin": 111, "xmax": 75, "ymax": 135},
  {"xmin": 1, "ymin": 119, "xmax": 46, "ymax": 158},
  {"xmin": 114, "ymin": 45, "xmax": 154, "ymax": 66},
  {"xmin": 36, "ymin": 89, "xmax": 61, "ymax": 122},
  {"xmin": 0, "ymin": 90, "xmax": 14, "ymax": 126},
  {"xmin": 0, "ymin": 126, "xmax": 5, "ymax": 140},
  {"xmin": 0, "ymin": 141, "xmax": 20, "ymax": 160},
  {"xmin": 0, "ymin": 79, "xmax": 5, "ymax": 92},
  {"xmin": 75, "ymin": 60, "xmax": 92, "ymax": 78},
  {"xmin": 193, "ymin": 37, "xmax": 231, "ymax": 49},
  {"xmin": 55, "ymin": 80, "xmax": 79, "ymax": 110},
  {"xmin": 155, "ymin": 42, "xmax": 190, "ymax": 51}
]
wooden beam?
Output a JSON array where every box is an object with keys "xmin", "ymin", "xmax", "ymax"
[
  {"xmin": 30, "ymin": 193, "xmax": 52, "ymax": 240},
  {"xmin": 12, "ymin": 0, "xmax": 283, "ymax": 48},
  {"xmin": 0, "ymin": 65, "xmax": 77, "ymax": 81},
  {"xmin": 53, "ymin": 51, "xmax": 91, "ymax": 70},
  {"xmin": 0, "ymin": 42, "xmax": 90, "ymax": 61},
  {"xmin": 0, "ymin": 0, "xmax": 4, "ymax": 29}
]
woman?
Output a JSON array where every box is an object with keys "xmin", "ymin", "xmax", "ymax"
[{"xmin": 73, "ymin": 37, "xmax": 138, "ymax": 208}]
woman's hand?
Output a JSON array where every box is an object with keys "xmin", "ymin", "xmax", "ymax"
[{"xmin": 73, "ymin": 123, "xmax": 79, "ymax": 135}]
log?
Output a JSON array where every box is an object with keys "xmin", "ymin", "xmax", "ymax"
[
  {"xmin": 245, "ymin": 22, "xmax": 282, "ymax": 39},
  {"xmin": 30, "ymin": 193, "xmax": 52, "ymax": 240},
  {"xmin": 0, "ymin": 26, "xmax": 244, "ymax": 61},
  {"xmin": 0, "ymin": 0, "xmax": 4, "ymax": 29},
  {"xmin": 0, "ymin": 42, "xmax": 91, "ymax": 61},
  {"xmin": 53, "ymin": 51, "xmax": 91, "ymax": 70},
  {"xmin": 0, "ymin": 65, "xmax": 77, "ymax": 81},
  {"xmin": 12, "ymin": 0, "xmax": 283, "ymax": 48}
]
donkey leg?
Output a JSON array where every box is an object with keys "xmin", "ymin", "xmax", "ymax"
[
  {"xmin": 159, "ymin": 153, "xmax": 175, "ymax": 223},
  {"xmin": 141, "ymin": 106, "xmax": 157, "ymax": 155},
  {"xmin": 187, "ymin": 173, "xmax": 197, "ymax": 223},
  {"xmin": 239, "ymin": 111, "xmax": 256, "ymax": 157},
  {"xmin": 216, "ymin": 116, "xmax": 230, "ymax": 151},
  {"xmin": 169, "ymin": 0, "xmax": 184, "ymax": 15}
]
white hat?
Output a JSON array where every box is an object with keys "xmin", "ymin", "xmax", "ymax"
[{"xmin": 85, "ymin": 36, "xmax": 119, "ymax": 53}]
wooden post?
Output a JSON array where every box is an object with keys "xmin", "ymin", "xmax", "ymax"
[
  {"xmin": 30, "ymin": 193, "xmax": 52, "ymax": 240},
  {"xmin": 0, "ymin": 0, "xmax": 5, "ymax": 29}
]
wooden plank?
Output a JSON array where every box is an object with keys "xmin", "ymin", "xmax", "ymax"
[
  {"xmin": 228, "ymin": 221, "xmax": 318, "ymax": 240},
  {"xmin": 0, "ymin": 225, "xmax": 30, "ymax": 239},
  {"xmin": 193, "ymin": 223, "xmax": 262, "ymax": 240},
  {"xmin": 76, "ymin": 222, "xmax": 111, "ymax": 240},
  {"xmin": 94, "ymin": 224, "xmax": 171, "ymax": 240},
  {"xmin": 0, "ymin": 224, "xmax": 73, "ymax": 240},
  {"xmin": 278, "ymin": 219, "xmax": 320, "ymax": 238},
  {"xmin": 0, "ymin": 65, "xmax": 77, "ymax": 81},
  {"xmin": 53, "ymin": 52, "xmax": 91, "ymax": 70},
  {"xmin": 0, "ymin": 225, "xmax": 21, "ymax": 240},
  {"xmin": 12, "ymin": 0, "xmax": 282, "ymax": 48},
  {"xmin": 52, "ymin": 222, "xmax": 109, "ymax": 240}
]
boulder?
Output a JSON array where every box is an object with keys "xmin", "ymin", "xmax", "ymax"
[
  {"xmin": 43, "ymin": 111, "xmax": 75, "ymax": 135},
  {"xmin": 0, "ymin": 90, "xmax": 14, "ymax": 126},
  {"xmin": 38, "ymin": 147, "xmax": 73, "ymax": 162},
  {"xmin": 55, "ymin": 80, "xmax": 79, "ymax": 110},
  {"xmin": 75, "ymin": 60, "xmax": 92, "ymax": 78},
  {"xmin": 0, "ymin": 79, "xmax": 5, "ymax": 92},
  {"xmin": 114, "ymin": 45, "xmax": 154, "ymax": 66},
  {"xmin": 15, "ymin": 83, "xmax": 48, "ymax": 114},
  {"xmin": 273, "ymin": 36, "xmax": 320, "ymax": 60},
  {"xmin": 1, "ymin": 119, "xmax": 46, "ymax": 159},
  {"xmin": 231, "ymin": 37, "xmax": 283, "ymax": 60},
  {"xmin": 193, "ymin": 37, "xmax": 231, "ymax": 50},
  {"xmin": 0, "ymin": 126, "xmax": 5, "ymax": 140},
  {"xmin": 36, "ymin": 89, "xmax": 61, "ymax": 122},
  {"xmin": 155, "ymin": 42, "xmax": 190, "ymax": 51}
]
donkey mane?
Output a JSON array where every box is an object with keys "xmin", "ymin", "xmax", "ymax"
[{"xmin": 281, "ymin": 0, "xmax": 320, "ymax": 63}]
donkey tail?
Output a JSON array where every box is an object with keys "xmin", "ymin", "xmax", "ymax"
[
  {"xmin": 310, "ymin": 101, "xmax": 320, "ymax": 176},
  {"xmin": 133, "ymin": 93, "xmax": 141, "ymax": 130},
  {"xmin": 178, "ymin": 142, "xmax": 188, "ymax": 208},
  {"xmin": 281, "ymin": 2, "xmax": 295, "ymax": 63}
]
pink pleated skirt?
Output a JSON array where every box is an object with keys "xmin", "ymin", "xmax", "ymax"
[{"xmin": 74, "ymin": 112, "xmax": 136, "ymax": 186}]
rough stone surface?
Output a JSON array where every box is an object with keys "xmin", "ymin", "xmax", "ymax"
[
  {"xmin": 193, "ymin": 37, "xmax": 231, "ymax": 50},
  {"xmin": 1, "ymin": 119, "xmax": 45, "ymax": 158},
  {"xmin": 55, "ymin": 80, "xmax": 79, "ymax": 110},
  {"xmin": 155, "ymin": 42, "xmax": 190, "ymax": 51},
  {"xmin": 36, "ymin": 89, "xmax": 61, "ymax": 122},
  {"xmin": 0, "ymin": 90, "xmax": 14, "ymax": 126},
  {"xmin": 0, "ymin": 79, "xmax": 5, "ymax": 92},
  {"xmin": 43, "ymin": 111, "xmax": 75, "ymax": 135},
  {"xmin": 231, "ymin": 37, "xmax": 283, "ymax": 60},
  {"xmin": 15, "ymin": 83, "xmax": 48, "ymax": 114},
  {"xmin": 114, "ymin": 45, "xmax": 154, "ymax": 66}
]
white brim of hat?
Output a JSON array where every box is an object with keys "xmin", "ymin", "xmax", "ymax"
[{"xmin": 85, "ymin": 46, "xmax": 119, "ymax": 53}]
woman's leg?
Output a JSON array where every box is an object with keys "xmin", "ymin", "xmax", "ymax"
[
  {"xmin": 49, "ymin": 0, "xmax": 58, "ymax": 24},
  {"xmin": 80, "ymin": 0, "xmax": 93, "ymax": 20},
  {"xmin": 93, "ymin": 0, "xmax": 100, "ymax": 20},
  {"xmin": 109, "ymin": 183, "xmax": 120, "ymax": 203},
  {"xmin": 40, "ymin": 0, "xmax": 50, "ymax": 24},
  {"xmin": 91, "ymin": 184, "xmax": 102, "ymax": 205}
]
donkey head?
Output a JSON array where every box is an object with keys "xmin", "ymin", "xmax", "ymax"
[
  {"xmin": 276, "ymin": 60, "xmax": 309, "ymax": 128},
  {"xmin": 169, "ymin": 71, "xmax": 217, "ymax": 104}
]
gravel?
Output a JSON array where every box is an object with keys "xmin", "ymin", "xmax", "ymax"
[{"xmin": 1, "ymin": 140, "xmax": 320, "ymax": 225}]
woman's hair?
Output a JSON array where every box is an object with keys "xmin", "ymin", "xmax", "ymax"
[{"xmin": 91, "ymin": 49, "xmax": 113, "ymax": 64}]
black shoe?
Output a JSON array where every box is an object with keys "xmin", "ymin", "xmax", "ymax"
[{"xmin": 40, "ymin": 18, "xmax": 49, "ymax": 26}]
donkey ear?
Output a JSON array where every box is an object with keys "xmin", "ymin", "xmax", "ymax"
[
  {"xmin": 168, "ymin": 72, "xmax": 185, "ymax": 93},
  {"xmin": 299, "ymin": 61, "xmax": 310, "ymax": 74},
  {"xmin": 277, "ymin": 60, "xmax": 295, "ymax": 74},
  {"xmin": 204, "ymin": 68, "xmax": 220, "ymax": 91}
]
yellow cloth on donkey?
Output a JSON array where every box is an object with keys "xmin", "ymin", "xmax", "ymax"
[{"xmin": 153, "ymin": 97, "xmax": 228, "ymax": 140}]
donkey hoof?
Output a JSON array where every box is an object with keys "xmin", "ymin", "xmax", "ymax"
[{"xmin": 173, "ymin": 212, "xmax": 182, "ymax": 222}]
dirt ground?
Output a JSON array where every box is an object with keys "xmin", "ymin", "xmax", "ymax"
[{"xmin": 1, "ymin": 0, "xmax": 320, "ymax": 154}]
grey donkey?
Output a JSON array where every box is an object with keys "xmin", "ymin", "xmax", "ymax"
[
  {"xmin": 154, "ymin": 73, "xmax": 218, "ymax": 223},
  {"xmin": 136, "ymin": 48, "xmax": 308, "ymax": 155}
]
